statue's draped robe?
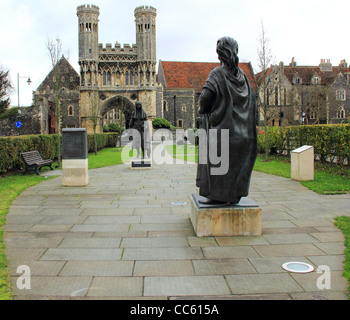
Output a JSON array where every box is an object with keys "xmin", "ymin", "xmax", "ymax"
[
  {"xmin": 196, "ymin": 66, "xmax": 257, "ymax": 203},
  {"xmin": 129, "ymin": 107, "xmax": 151, "ymax": 152}
]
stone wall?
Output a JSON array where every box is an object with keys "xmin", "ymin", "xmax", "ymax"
[
  {"xmin": 0, "ymin": 106, "xmax": 41, "ymax": 136},
  {"xmin": 162, "ymin": 89, "xmax": 196, "ymax": 129}
]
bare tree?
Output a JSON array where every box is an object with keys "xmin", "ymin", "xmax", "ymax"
[
  {"xmin": 46, "ymin": 37, "xmax": 69, "ymax": 167},
  {"xmin": 257, "ymin": 21, "xmax": 273, "ymax": 161},
  {"xmin": 88, "ymin": 90, "xmax": 102, "ymax": 155}
]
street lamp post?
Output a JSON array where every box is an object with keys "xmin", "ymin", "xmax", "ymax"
[
  {"xmin": 17, "ymin": 73, "xmax": 32, "ymax": 108},
  {"xmin": 16, "ymin": 73, "xmax": 32, "ymax": 135}
]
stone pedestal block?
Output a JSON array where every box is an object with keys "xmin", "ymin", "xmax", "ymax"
[
  {"xmin": 62, "ymin": 159, "xmax": 89, "ymax": 186},
  {"xmin": 190, "ymin": 194, "xmax": 262, "ymax": 237},
  {"xmin": 291, "ymin": 145, "xmax": 314, "ymax": 181},
  {"xmin": 131, "ymin": 159, "xmax": 152, "ymax": 170}
]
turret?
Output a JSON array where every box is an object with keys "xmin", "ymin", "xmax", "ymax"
[
  {"xmin": 77, "ymin": 4, "xmax": 100, "ymax": 61},
  {"xmin": 135, "ymin": 6, "xmax": 157, "ymax": 62}
]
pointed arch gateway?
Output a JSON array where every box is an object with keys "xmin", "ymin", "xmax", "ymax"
[{"xmin": 101, "ymin": 95, "xmax": 135, "ymax": 129}]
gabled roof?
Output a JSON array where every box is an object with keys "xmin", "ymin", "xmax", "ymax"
[
  {"xmin": 37, "ymin": 56, "xmax": 80, "ymax": 92},
  {"xmin": 158, "ymin": 60, "xmax": 257, "ymax": 93},
  {"xmin": 255, "ymin": 61, "xmax": 349, "ymax": 87}
]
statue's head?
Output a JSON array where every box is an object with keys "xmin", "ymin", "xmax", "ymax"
[
  {"xmin": 135, "ymin": 101, "xmax": 142, "ymax": 109},
  {"xmin": 216, "ymin": 37, "xmax": 239, "ymax": 70}
]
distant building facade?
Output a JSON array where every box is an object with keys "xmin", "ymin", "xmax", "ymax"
[
  {"xmin": 157, "ymin": 61, "xmax": 258, "ymax": 129},
  {"xmin": 256, "ymin": 58, "xmax": 350, "ymax": 126},
  {"xmin": 1, "ymin": 4, "xmax": 258, "ymax": 137}
]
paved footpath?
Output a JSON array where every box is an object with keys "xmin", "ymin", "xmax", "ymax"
[{"xmin": 4, "ymin": 148, "xmax": 350, "ymax": 300}]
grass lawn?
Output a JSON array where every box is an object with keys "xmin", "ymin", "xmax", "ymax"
[
  {"xmin": 165, "ymin": 144, "xmax": 198, "ymax": 162},
  {"xmin": 88, "ymin": 147, "xmax": 134, "ymax": 169},
  {"xmin": 254, "ymin": 154, "xmax": 350, "ymax": 195},
  {"xmin": 334, "ymin": 216, "xmax": 350, "ymax": 298},
  {"xmin": 0, "ymin": 174, "xmax": 57, "ymax": 300}
]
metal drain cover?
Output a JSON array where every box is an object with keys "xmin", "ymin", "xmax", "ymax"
[
  {"xmin": 171, "ymin": 201, "xmax": 187, "ymax": 206},
  {"xmin": 282, "ymin": 261, "xmax": 314, "ymax": 273}
]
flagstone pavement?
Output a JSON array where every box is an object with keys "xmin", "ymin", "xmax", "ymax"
[{"xmin": 4, "ymin": 148, "xmax": 350, "ymax": 300}]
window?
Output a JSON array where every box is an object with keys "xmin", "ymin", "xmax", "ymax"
[
  {"xmin": 294, "ymin": 77, "xmax": 301, "ymax": 85},
  {"xmin": 177, "ymin": 119, "xmax": 183, "ymax": 128},
  {"xmin": 163, "ymin": 101, "xmax": 168, "ymax": 112},
  {"xmin": 275, "ymin": 86, "xmax": 279, "ymax": 105},
  {"xmin": 314, "ymin": 77, "xmax": 320, "ymax": 84},
  {"xmin": 68, "ymin": 105, "xmax": 74, "ymax": 117},
  {"xmin": 337, "ymin": 106, "xmax": 346, "ymax": 119},
  {"xmin": 310, "ymin": 111, "xmax": 317, "ymax": 119},
  {"xmin": 107, "ymin": 71, "xmax": 111, "ymax": 86},
  {"xmin": 103, "ymin": 71, "xmax": 107, "ymax": 86},
  {"xmin": 126, "ymin": 71, "xmax": 134, "ymax": 86},
  {"xmin": 266, "ymin": 88, "xmax": 270, "ymax": 105},
  {"xmin": 336, "ymin": 89, "xmax": 346, "ymax": 101}
]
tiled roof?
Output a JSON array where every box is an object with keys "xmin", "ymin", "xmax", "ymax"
[
  {"xmin": 255, "ymin": 62, "xmax": 349, "ymax": 87},
  {"xmin": 159, "ymin": 61, "xmax": 257, "ymax": 93}
]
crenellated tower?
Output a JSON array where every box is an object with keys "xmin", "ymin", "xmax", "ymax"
[
  {"xmin": 76, "ymin": 4, "xmax": 162, "ymax": 133},
  {"xmin": 135, "ymin": 6, "xmax": 157, "ymax": 88},
  {"xmin": 77, "ymin": 4, "xmax": 100, "ymax": 87}
]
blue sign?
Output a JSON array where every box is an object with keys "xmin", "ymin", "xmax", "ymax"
[{"xmin": 16, "ymin": 121, "xmax": 22, "ymax": 128}]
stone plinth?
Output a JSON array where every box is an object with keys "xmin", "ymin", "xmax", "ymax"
[
  {"xmin": 190, "ymin": 194, "xmax": 262, "ymax": 237},
  {"xmin": 291, "ymin": 145, "xmax": 314, "ymax": 181},
  {"xmin": 62, "ymin": 128, "xmax": 88, "ymax": 187},
  {"xmin": 62, "ymin": 159, "xmax": 89, "ymax": 186},
  {"xmin": 131, "ymin": 159, "xmax": 152, "ymax": 170}
]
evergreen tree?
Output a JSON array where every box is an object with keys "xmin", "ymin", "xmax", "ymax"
[{"xmin": 0, "ymin": 66, "xmax": 12, "ymax": 114}]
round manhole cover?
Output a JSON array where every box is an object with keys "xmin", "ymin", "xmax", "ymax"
[{"xmin": 282, "ymin": 262, "xmax": 314, "ymax": 273}]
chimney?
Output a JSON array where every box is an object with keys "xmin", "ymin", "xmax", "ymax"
[
  {"xmin": 320, "ymin": 58, "xmax": 332, "ymax": 72},
  {"xmin": 279, "ymin": 61, "xmax": 284, "ymax": 73},
  {"xmin": 289, "ymin": 57, "xmax": 297, "ymax": 67},
  {"xmin": 340, "ymin": 59, "xmax": 348, "ymax": 68}
]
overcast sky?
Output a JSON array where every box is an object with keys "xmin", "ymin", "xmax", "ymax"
[{"xmin": 1, "ymin": 0, "xmax": 349, "ymax": 107}]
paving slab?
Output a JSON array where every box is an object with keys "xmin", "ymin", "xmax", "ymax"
[{"xmin": 4, "ymin": 155, "xmax": 350, "ymax": 300}]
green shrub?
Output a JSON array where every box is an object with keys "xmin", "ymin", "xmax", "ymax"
[
  {"xmin": 0, "ymin": 107, "xmax": 19, "ymax": 120},
  {"xmin": 153, "ymin": 118, "xmax": 171, "ymax": 129},
  {"xmin": 257, "ymin": 124, "xmax": 350, "ymax": 166}
]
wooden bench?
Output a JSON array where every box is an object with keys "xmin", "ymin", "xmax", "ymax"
[{"xmin": 20, "ymin": 151, "xmax": 53, "ymax": 175}]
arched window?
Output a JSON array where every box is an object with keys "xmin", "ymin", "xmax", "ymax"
[
  {"xmin": 163, "ymin": 101, "xmax": 168, "ymax": 112},
  {"xmin": 275, "ymin": 86, "xmax": 279, "ymax": 105},
  {"xmin": 130, "ymin": 72, "xmax": 134, "ymax": 86},
  {"xmin": 337, "ymin": 106, "xmax": 346, "ymax": 119},
  {"xmin": 107, "ymin": 71, "xmax": 111, "ymax": 86},
  {"xmin": 68, "ymin": 105, "xmax": 74, "ymax": 117},
  {"xmin": 266, "ymin": 88, "xmax": 270, "ymax": 105},
  {"xmin": 103, "ymin": 71, "xmax": 107, "ymax": 86},
  {"xmin": 126, "ymin": 72, "xmax": 129, "ymax": 85}
]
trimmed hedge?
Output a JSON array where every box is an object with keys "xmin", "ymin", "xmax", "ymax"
[
  {"xmin": 258, "ymin": 124, "xmax": 350, "ymax": 165},
  {"xmin": 0, "ymin": 133, "xmax": 119, "ymax": 174}
]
